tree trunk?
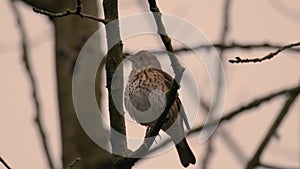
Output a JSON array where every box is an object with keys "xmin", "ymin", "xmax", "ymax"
[
  {"xmin": 21, "ymin": 0, "xmax": 113, "ymax": 168},
  {"xmin": 53, "ymin": 1, "xmax": 112, "ymax": 169}
]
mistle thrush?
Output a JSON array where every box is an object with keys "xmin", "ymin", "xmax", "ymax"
[{"xmin": 124, "ymin": 50, "xmax": 196, "ymax": 167}]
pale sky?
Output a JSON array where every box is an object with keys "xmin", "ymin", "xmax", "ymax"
[{"xmin": 1, "ymin": 0, "xmax": 299, "ymax": 169}]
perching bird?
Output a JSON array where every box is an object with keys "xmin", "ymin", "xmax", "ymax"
[{"xmin": 124, "ymin": 50, "xmax": 196, "ymax": 167}]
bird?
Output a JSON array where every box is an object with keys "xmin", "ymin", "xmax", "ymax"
[{"xmin": 124, "ymin": 50, "xmax": 196, "ymax": 168}]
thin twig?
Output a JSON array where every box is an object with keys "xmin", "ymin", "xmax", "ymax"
[
  {"xmin": 123, "ymin": 42, "xmax": 300, "ymax": 57},
  {"xmin": 245, "ymin": 92, "xmax": 299, "ymax": 169},
  {"xmin": 219, "ymin": 130, "xmax": 247, "ymax": 163},
  {"xmin": 200, "ymin": 1, "xmax": 231, "ymax": 168},
  {"xmin": 32, "ymin": 0, "xmax": 108, "ymax": 24},
  {"xmin": 200, "ymin": 2, "xmax": 230, "ymax": 167},
  {"xmin": 220, "ymin": 0, "xmax": 231, "ymax": 49},
  {"xmin": 229, "ymin": 41, "xmax": 300, "ymax": 63},
  {"xmin": 116, "ymin": 81, "xmax": 180, "ymax": 168},
  {"xmin": 0, "ymin": 156, "xmax": 11, "ymax": 169},
  {"xmin": 203, "ymin": 42, "xmax": 300, "ymax": 52},
  {"xmin": 66, "ymin": 157, "xmax": 81, "ymax": 169},
  {"xmin": 200, "ymin": 99, "xmax": 247, "ymax": 164},
  {"xmin": 199, "ymin": 100, "xmax": 245, "ymax": 168},
  {"xmin": 200, "ymin": 139, "xmax": 214, "ymax": 169},
  {"xmin": 141, "ymin": 0, "xmax": 185, "ymax": 157},
  {"xmin": 147, "ymin": 0, "xmax": 185, "ymax": 82},
  {"xmin": 213, "ymin": 84, "xmax": 300, "ymax": 127},
  {"xmin": 9, "ymin": 1, "xmax": 55, "ymax": 169},
  {"xmin": 148, "ymin": 83, "xmax": 300, "ymax": 153}
]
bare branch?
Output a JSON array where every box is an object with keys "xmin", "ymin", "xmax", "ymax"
[
  {"xmin": 200, "ymin": 2, "xmax": 232, "ymax": 168},
  {"xmin": 9, "ymin": 1, "xmax": 55, "ymax": 169},
  {"xmin": 124, "ymin": 42, "xmax": 300, "ymax": 57},
  {"xmin": 201, "ymin": 98, "xmax": 247, "ymax": 164},
  {"xmin": 124, "ymin": 42, "xmax": 300, "ymax": 56},
  {"xmin": 114, "ymin": 1, "xmax": 186, "ymax": 168},
  {"xmin": 141, "ymin": 0, "xmax": 186, "ymax": 150},
  {"xmin": 214, "ymin": 84, "xmax": 300, "ymax": 126},
  {"xmin": 219, "ymin": 0, "xmax": 231, "ymax": 47},
  {"xmin": 32, "ymin": 0, "xmax": 108, "ymax": 24},
  {"xmin": 175, "ymin": 42, "xmax": 300, "ymax": 53},
  {"xmin": 147, "ymin": 0, "xmax": 185, "ymax": 82},
  {"xmin": 200, "ymin": 139, "xmax": 214, "ymax": 169},
  {"xmin": 0, "ymin": 156, "xmax": 11, "ymax": 169},
  {"xmin": 117, "ymin": 73, "xmax": 181, "ymax": 168},
  {"xmin": 229, "ymin": 41, "xmax": 300, "ymax": 64},
  {"xmin": 148, "ymin": 83, "xmax": 300, "ymax": 153},
  {"xmin": 66, "ymin": 158, "xmax": 81, "ymax": 169},
  {"xmin": 219, "ymin": 130, "xmax": 247, "ymax": 163},
  {"xmin": 245, "ymin": 92, "xmax": 299, "ymax": 169}
]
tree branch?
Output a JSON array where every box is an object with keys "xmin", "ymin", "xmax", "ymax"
[
  {"xmin": 229, "ymin": 41, "xmax": 300, "ymax": 63},
  {"xmin": 32, "ymin": 0, "xmax": 108, "ymax": 24},
  {"xmin": 202, "ymin": 42, "xmax": 300, "ymax": 52},
  {"xmin": 114, "ymin": 1, "xmax": 186, "ymax": 168},
  {"xmin": 200, "ymin": 139, "xmax": 214, "ymax": 169},
  {"xmin": 219, "ymin": 130, "xmax": 247, "ymax": 163},
  {"xmin": 103, "ymin": 1, "xmax": 128, "ymax": 169},
  {"xmin": 65, "ymin": 157, "xmax": 81, "ymax": 169},
  {"xmin": 115, "ymin": 82, "xmax": 180, "ymax": 168},
  {"xmin": 147, "ymin": 0, "xmax": 185, "ymax": 82},
  {"xmin": 219, "ymin": 0, "xmax": 231, "ymax": 48},
  {"xmin": 245, "ymin": 92, "xmax": 299, "ymax": 169},
  {"xmin": 124, "ymin": 41, "xmax": 300, "ymax": 57},
  {"xmin": 0, "ymin": 156, "xmax": 11, "ymax": 169},
  {"xmin": 9, "ymin": 1, "xmax": 55, "ymax": 169},
  {"xmin": 200, "ymin": 2, "xmax": 230, "ymax": 168},
  {"xmin": 148, "ymin": 83, "xmax": 300, "ymax": 153},
  {"xmin": 212, "ymin": 84, "xmax": 300, "ymax": 127},
  {"xmin": 201, "ymin": 97, "xmax": 247, "ymax": 164}
]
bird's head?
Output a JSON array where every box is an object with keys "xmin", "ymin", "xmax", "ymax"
[{"xmin": 127, "ymin": 50, "xmax": 161, "ymax": 70}]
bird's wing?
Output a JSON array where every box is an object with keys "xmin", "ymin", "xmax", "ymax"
[{"xmin": 153, "ymin": 68, "xmax": 191, "ymax": 130}]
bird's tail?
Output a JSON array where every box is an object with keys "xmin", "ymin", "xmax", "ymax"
[{"xmin": 175, "ymin": 138, "xmax": 196, "ymax": 168}]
